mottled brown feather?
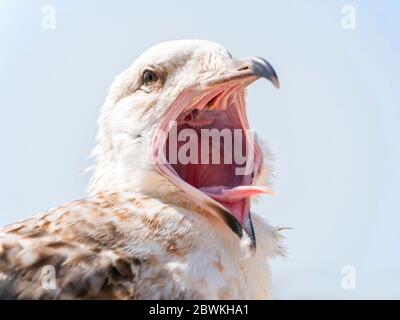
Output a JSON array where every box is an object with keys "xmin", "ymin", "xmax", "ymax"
[{"xmin": 0, "ymin": 192, "xmax": 195, "ymax": 299}]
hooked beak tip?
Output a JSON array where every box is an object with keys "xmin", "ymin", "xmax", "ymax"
[
  {"xmin": 247, "ymin": 56, "xmax": 280, "ymax": 89},
  {"xmin": 270, "ymin": 75, "xmax": 280, "ymax": 89},
  {"xmin": 202, "ymin": 56, "xmax": 280, "ymax": 91}
]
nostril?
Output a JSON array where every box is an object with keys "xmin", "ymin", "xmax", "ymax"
[{"xmin": 237, "ymin": 65, "xmax": 249, "ymax": 72}]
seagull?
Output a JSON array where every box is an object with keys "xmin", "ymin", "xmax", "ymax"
[{"xmin": 0, "ymin": 40, "xmax": 284, "ymax": 299}]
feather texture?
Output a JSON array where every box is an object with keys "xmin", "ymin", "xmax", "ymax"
[{"xmin": 0, "ymin": 191, "xmax": 283, "ymax": 299}]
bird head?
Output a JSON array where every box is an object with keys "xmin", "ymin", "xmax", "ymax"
[{"xmin": 89, "ymin": 40, "xmax": 279, "ymax": 249}]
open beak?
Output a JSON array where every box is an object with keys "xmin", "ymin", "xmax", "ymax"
[
  {"xmin": 152, "ymin": 56, "xmax": 279, "ymax": 251},
  {"xmin": 205, "ymin": 57, "xmax": 278, "ymax": 250}
]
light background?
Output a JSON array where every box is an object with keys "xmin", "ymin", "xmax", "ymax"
[{"xmin": 0, "ymin": 0, "xmax": 399, "ymax": 299}]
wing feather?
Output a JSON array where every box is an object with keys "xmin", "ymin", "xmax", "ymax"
[{"xmin": 0, "ymin": 193, "xmax": 181, "ymax": 299}]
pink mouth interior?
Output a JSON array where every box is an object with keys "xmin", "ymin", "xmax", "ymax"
[{"xmin": 154, "ymin": 86, "xmax": 268, "ymax": 225}]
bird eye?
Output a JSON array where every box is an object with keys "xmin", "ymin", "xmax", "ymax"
[{"xmin": 142, "ymin": 70, "xmax": 158, "ymax": 86}]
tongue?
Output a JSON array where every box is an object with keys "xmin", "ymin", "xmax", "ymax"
[
  {"xmin": 200, "ymin": 185, "xmax": 273, "ymax": 202},
  {"xmin": 199, "ymin": 185, "xmax": 273, "ymax": 224}
]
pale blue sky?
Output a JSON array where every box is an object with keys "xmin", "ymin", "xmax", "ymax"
[{"xmin": 0, "ymin": 0, "xmax": 399, "ymax": 298}]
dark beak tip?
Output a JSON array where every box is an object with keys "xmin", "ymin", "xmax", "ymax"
[
  {"xmin": 271, "ymin": 75, "xmax": 280, "ymax": 89},
  {"xmin": 249, "ymin": 56, "xmax": 280, "ymax": 89},
  {"xmin": 217, "ymin": 206, "xmax": 243, "ymax": 239}
]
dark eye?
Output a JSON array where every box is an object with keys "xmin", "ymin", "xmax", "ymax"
[{"xmin": 142, "ymin": 70, "xmax": 158, "ymax": 85}]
